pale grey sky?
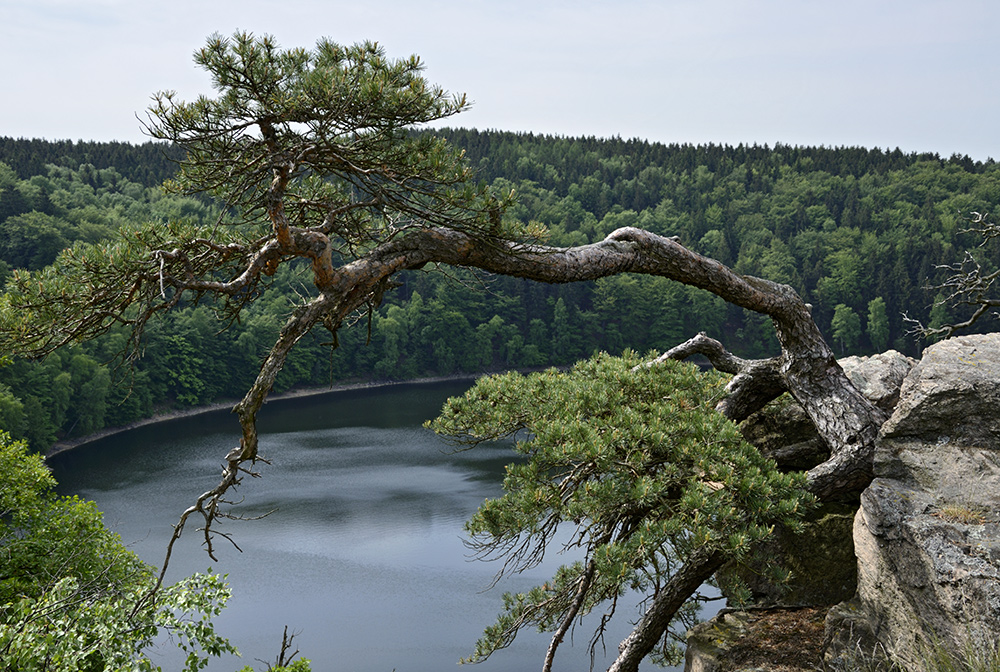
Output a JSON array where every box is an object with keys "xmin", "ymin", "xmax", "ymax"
[{"xmin": 2, "ymin": 0, "xmax": 999, "ymax": 160}]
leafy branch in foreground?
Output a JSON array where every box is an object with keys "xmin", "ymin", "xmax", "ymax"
[
  {"xmin": 429, "ymin": 352, "xmax": 814, "ymax": 672},
  {"xmin": 0, "ymin": 431, "xmax": 236, "ymax": 671}
]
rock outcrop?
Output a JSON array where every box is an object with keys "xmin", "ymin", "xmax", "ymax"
[
  {"xmin": 687, "ymin": 339, "xmax": 1000, "ymax": 671},
  {"xmin": 834, "ymin": 334, "xmax": 1000, "ymax": 666},
  {"xmin": 686, "ymin": 351, "xmax": 917, "ymax": 671},
  {"xmin": 684, "ymin": 607, "xmax": 828, "ymax": 672}
]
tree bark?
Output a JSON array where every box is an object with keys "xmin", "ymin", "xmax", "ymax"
[{"xmin": 607, "ymin": 547, "xmax": 727, "ymax": 672}]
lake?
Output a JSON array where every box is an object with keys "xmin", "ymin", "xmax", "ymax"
[{"xmin": 49, "ymin": 380, "xmax": 690, "ymax": 672}]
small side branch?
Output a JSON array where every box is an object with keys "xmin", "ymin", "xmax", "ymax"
[
  {"xmin": 264, "ymin": 625, "xmax": 301, "ymax": 670},
  {"xmin": 649, "ymin": 331, "xmax": 750, "ymax": 374},
  {"xmin": 543, "ymin": 559, "xmax": 597, "ymax": 672},
  {"xmin": 643, "ymin": 333, "xmax": 787, "ymax": 423},
  {"xmin": 132, "ymin": 451, "xmax": 269, "ymax": 618},
  {"xmin": 907, "ymin": 213, "xmax": 1000, "ymax": 340}
]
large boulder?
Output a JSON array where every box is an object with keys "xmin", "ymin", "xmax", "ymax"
[
  {"xmin": 840, "ymin": 349, "xmax": 917, "ymax": 414},
  {"xmin": 839, "ymin": 334, "xmax": 1000, "ymax": 666}
]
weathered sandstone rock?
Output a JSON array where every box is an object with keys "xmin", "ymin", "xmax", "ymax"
[
  {"xmin": 843, "ymin": 334, "xmax": 1000, "ymax": 666},
  {"xmin": 690, "ymin": 339, "xmax": 1000, "ymax": 670}
]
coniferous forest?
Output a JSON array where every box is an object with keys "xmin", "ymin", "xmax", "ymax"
[{"xmin": 1, "ymin": 132, "xmax": 998, "ymax": 452}]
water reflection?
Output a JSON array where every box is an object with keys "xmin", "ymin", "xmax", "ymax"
[{"xmin": 50, "ymin": 381, "xmax": 679, "ymax": 672}]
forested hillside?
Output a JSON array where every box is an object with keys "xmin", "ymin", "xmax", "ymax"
[
  {"xmin": 0, "ymin": 137, "xmax": 183, "ymax": 186},
  {"xmin": 1, "ymin": 133, "xmax": 998, "ymax": 452}
]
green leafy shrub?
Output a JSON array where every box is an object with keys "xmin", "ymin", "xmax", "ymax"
[{"xmin": 0, "ymin": 430, "xmax": 236, "ymax": 671}]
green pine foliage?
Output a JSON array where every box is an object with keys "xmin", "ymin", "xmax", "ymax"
[{"xmin": 429, "ymin": 352, "xmax": 814, "ymax": 666}]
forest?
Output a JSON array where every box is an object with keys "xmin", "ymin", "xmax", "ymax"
[{"xmin": 0, "ymin": 133, "xmax": 998, "ymax": 453}]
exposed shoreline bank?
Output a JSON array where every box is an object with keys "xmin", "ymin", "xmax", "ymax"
[{"xmin": 44, "ymin": 374, "xmax": 481, "ymax": 459}]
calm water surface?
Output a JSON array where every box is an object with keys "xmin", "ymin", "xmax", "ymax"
[{"xmin": 50, "ymin": 381, "xmax": 678, "ymax": 672}]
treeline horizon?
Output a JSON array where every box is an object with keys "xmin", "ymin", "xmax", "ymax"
[{"xmin": 0, "ymin": 131, "xmax": 998, "ymax": 452}]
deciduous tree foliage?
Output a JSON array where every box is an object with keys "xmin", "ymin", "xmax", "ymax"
[
  {"xmin": 830, "ymin": 303, "xmax": 861, "ymax": 354},
  {"xmin": 0, "ymin": 31, "xmax": 898, "ymax": 671},
  {"xmin": 3, "ymin": 130, "xmax": 999, "ymax": 451},
  {"xmin": 866, "ymin": 297, "xmax": 890, "ymax": 352},
  {"xmin": 0, "ymin": 431, "xmax": 236, "ymax": 671}
]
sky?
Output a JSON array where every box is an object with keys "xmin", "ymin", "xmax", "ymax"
[{"xmin": 2, "ymin": 0, "xmax": 999, "ymax": 160}]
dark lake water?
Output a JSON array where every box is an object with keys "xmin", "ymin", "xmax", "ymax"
[{"xmin": 49, "ymin": 380, "xmax": 687, "ymax": 672}]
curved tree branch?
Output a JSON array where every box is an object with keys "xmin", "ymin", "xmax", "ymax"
[
  {"xmin": 175, "ymin": 223, "xmax": 885, "ymax": 562},
  {"xmin": 644, "ymin": 332, "xmax": 788, "ymax": 422},
  {"xmin": 376, "ymin": 226, "xmax": 887, "ymax": 501}
]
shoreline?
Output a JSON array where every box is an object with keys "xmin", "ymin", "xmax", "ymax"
[{"xmin": 44, "ymin": 374, "xmax": 481, "ymax": 459}]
